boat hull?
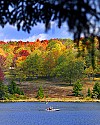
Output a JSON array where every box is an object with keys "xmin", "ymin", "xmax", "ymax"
[{"xmin": 46, "ymin": 109, "xmax": 60, "ymax": 111}]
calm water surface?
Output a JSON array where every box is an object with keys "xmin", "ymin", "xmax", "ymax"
[{"xmin": 0, "ymin": 102, "xmax": 100, "ymax": 125}]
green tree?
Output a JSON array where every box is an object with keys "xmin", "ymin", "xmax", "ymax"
[
  {"xmin": 73, "ymin": 80, "xmax": 83, "ymax": 96},
  {"xmin": 87, "ymin": 88, "xmax": 92, "ymax": 97},
  {"xmin": 92, "ymin": 82, "xmax": 100, "ymax": 99},
  {"xmin": 0, "ymin": 81, "xmax": 5, "ymax": 99},
  {"xmin": 22, "ymin": 53, "xmax": 44, "ymax": 79},
  {"xmin": 8, "ymin": 81, "xmax": 24, "ymax": 95},
  {"xmin": 36, "ymin": 86, "xmax": 44, "ymax": 99},
  {"xmin": 85, "ymin": 54, "xmax": 92, "ymax": 68},
  {"xmin": 65, "ymin": 60, "xmax": 84, "ymax": 84},
  {"xmin": 8, "ymin": 81, "xmax": 17, "ymax": 94},
  {"xmin": 44, "ymin": 40, "xmax": 65, "ymax": 78},
  {"xmin": 43, "ymin": 52, "xmax": 57, "ymax": 78},
  {"xmin": 54, "ymin": 58, "xmax": 84, "ymax": 84}
]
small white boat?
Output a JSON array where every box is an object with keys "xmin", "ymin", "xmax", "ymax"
[{"xmin": 46, "ymin": 107, "xmax": 60, "ymax": 111}]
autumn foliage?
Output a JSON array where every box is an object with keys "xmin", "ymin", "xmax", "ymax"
[{"xmin": 0, "ymin": 37, "xmax": 99, "ymax": 81}]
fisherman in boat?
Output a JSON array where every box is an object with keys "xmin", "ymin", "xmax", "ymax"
[
  {"xmin": 47, "ymin": 106, "xmax": 53, "ymax": 110},
  {"xmin": 46, "ymin": 106, "xmax": 60, "ymax": 111}
]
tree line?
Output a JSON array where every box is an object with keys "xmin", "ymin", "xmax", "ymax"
[
  {"xmin": 0, "ymin": 37, "xmax": 99, "ymax": 100},
  {"xmin": 73, "ymin": 81, "xmax": 100, "ymax": 99},
  {"xmin": 9, "ymin": 38, "xmax": 100, "ymax": 84},
  {"xmin": 0, "ymin": 80, "xmax": 24, "ymax": 100},
  {"xmin": 0, "ymin": 38, "xmax": 99, "ymax": 83}
]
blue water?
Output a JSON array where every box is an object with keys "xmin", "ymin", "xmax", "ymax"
[{"xmin": 0, "ymin": 102, "xmax": 100, "ymax": 125}]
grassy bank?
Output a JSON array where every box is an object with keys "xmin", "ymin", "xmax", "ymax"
[
  {"xmin": 1, "ymin": 78, "xmax": 99, "ymax": 103},
  {"xmin": 18, "ymin": 78, "xmax": 100, "ymax": 98},
  {"xmin": 0, "ymin": 97, "xmax": 100, "ymax": 103}
]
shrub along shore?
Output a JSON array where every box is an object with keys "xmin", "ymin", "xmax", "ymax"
[{"xmin": 0, "ymin": 97, "xmax": 100, "ymax": 103}]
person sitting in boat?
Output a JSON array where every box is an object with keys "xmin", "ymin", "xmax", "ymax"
[{"xmin": 47, "ymin": 106, "xmax": 53, "ymax": 110}]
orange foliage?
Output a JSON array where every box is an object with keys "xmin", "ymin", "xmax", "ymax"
[{"xmin": 0, "ymin": 48, "xmax": 6, "ymax": 57}]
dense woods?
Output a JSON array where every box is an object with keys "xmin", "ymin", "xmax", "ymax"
[{"xmin": 0, "ymin": 37, "xmax": 100, "ymax": 100}]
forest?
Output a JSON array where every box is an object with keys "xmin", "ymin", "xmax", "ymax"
[{"xmin": 0, "ymin": 37, "xmax": 100, "ymax": 100}]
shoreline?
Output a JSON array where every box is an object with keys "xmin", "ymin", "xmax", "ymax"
[{"xmin": 0, "ymin": 98, "xmax": 100, "ymax": 103}]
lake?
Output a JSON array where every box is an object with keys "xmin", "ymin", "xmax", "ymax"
[{"xmin": 0, "ymin": 102, "xmax": 100, "ymax": 125}]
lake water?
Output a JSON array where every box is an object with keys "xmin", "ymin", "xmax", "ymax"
[{"xmin": 0, "ymin": 102, "xmax": 100, "ymax": 125}]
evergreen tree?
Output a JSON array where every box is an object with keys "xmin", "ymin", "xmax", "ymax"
[
  {"xmin": 8, "ymin": 81, "xmax": 24, "ymax": 95},
  {"xmin": 0, "ymin": 81, "xmax": 5, "ymax": 99},
  {"xmin": 73, "ymin": 80, "xmax": 83, "ymax": 96},
  {"xmin": 36, "ymin": 86, "xmax": 44, "ymax": 99},
  {"xmin": 87, "ymin": 88, "xmax": 92, "ymax": 97},
  {"xmin": 92, "ymin": 82, "xmax": 100, "ymax": 99}
]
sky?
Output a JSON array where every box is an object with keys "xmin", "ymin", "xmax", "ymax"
[{"xmin": 0, "ymin": 22, "xmax": 73, "ymax": 42}]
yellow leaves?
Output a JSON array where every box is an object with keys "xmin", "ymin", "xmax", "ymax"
[
  {"xmin": 31, "ymin": 49, "xmax": 42, "ymax": 56},
  {"xmin": 85, "ymin": 66, "xmax": 94, "ymax": 74},
  {"xmin": 15, "ymin": 56, "xmax": 26, "ymax": 67},
  {"xmin": 0, "ymin": 48, "xmax": 6, "ymax": 57}
]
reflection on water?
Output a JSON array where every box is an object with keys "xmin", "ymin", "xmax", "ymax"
[{"xmin": 0, "ymin": 102, "xmax": 100, "ymax": 125}]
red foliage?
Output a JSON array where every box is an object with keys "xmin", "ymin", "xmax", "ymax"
[
  {"xmin": 14, "ymin": 53, "xmax": 18, "ymax": 58},
  {"xmin": 19, "ymin": 50, "xmax": 30, "ymax": 57},
  {"xmin": 86, "ymin": 41, "xmax": 89, "ymax": 45},
  {"xmin": 28, "ymin": 42, "xmax": 35, "ymax": 45},
  {"xmin": 0, "ymin": 41, "xmax": 6, "ymax": 44},
  {"xmin": 13, "ymin": 50, "xmax": 29, "ymax": 64}
]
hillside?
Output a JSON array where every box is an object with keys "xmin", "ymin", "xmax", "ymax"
[
  {"xmin": 0, "ymin": 37, "xmax": 99, "ymax": 100},
  {"xmin": 17, "ymin": 77, "xmax": 100, "ymax": 100}
]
